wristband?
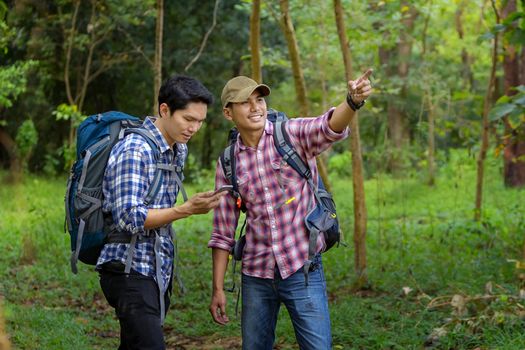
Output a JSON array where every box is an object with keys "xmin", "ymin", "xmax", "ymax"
[{"xmin": 346, "ymin": 93, "xmax": 366, "ymax": 111}]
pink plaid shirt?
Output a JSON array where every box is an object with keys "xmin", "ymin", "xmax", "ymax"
[{"xmin": 208, "ymin": 108, "xmax": 349, "ymax": 279}]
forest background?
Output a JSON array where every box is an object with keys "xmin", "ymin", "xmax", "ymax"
[{"xmin": 1, "ymin": 0, "xmax": 525, "ymax": 349}]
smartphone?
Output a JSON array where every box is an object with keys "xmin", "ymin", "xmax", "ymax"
[{"xmin": 213, "ymin": 185, "xmax": 234, "ymax": 194}]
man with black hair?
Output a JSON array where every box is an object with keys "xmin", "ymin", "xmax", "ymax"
[
  {"xmin": 97, "ymin": 75, "xmax": 225, "ymax": 350},
  {"xmin": 208, "ymin": 71, "xmax": 372, "ymax": 349}
]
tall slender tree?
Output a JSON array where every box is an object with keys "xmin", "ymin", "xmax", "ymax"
[
  {"xmin": 279, "ymin": 0, "xmax": 309, "ymax": 117},
  {"xmin": 420, "ymin": 0, "xmax": 436, "ymax": 186},
  {"xmin": 475, "ymin": 0, "xmax": 500, "ymax": 221},
  {"xmin": 379, "ymin": 1, "xmax": 417, "ymax": 173},
  {"xmin": 455, "ymin": 0, "xmax": 475, "ymax": 90},
  {"xmin": 250, "ymin": 0, "xmax": 262, "ymax": 83},
  {"xmin": 333, "ymin": 0, "xmax": 368, "ymax": 288},
  {"xmin": 60, "ymin": 0, "xmax": 137, "ymax": 146},
  {"xmin": 278, "ymin": 0, "xmax": 332, "ymax": 191},
  {"xmin": 501, "ymin": 0, "xmax": 525, "ymax": 188},
  {"xmin": 153, "ymin": 0, "xmax": 164, "ymax": 115}
]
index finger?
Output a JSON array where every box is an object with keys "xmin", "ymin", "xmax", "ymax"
[
  {"xmin": 357, "ymin": 68, "xmax": 373, "ymax": 83},
  {"xmin": 197, "ymin": 191, "xmax": 216, "ymax": 198}
]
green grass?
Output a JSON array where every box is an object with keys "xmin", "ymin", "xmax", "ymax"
[{"xmin": 1, "ymin": 149, "xmax": 524, "ymax": 349}]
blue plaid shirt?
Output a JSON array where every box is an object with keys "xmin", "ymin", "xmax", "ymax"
[{"xmin": 96, "ymin": 117, "xmax": 187, "ymax": 292}]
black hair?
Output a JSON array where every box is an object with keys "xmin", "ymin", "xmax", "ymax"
[{"xmin": 157, "ymin": 75, "xmax": 214, "ymax": 116}]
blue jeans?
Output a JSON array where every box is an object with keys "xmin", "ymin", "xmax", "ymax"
[{"xmin": 241, "ymin": 254, "xmax": 332, "ymax": 350}]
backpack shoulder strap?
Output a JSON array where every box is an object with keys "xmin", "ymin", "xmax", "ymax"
[
  {"xmin": 124, "ymin": 127, "xmax": 160, "ymax": 157},
  {"xmin": 273, "ymin": 120, "xmax": 312, "ymax": 180},
  {"xmin": 126, "ymin": 127, "xmax": 188, "ymax": 204},
  {"xmin": 220, "ymin": 143, "xmax": 247, "ymax": 212},
  {"xmin": 220, "ymin": 143, "xmax": 237, "ymax": 191}
]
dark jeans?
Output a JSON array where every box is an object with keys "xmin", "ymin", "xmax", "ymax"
[{"xmin": 99, "ymin": 269, "xmax": 171, "ymax": 350}]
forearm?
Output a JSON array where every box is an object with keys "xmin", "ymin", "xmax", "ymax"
[
  {"xmin": 212, "ymin": 248, "xmax": 230, "ymax": 292},
  {"xmin": 144, "ymin": 205, "xmax": 192, "ymax": 229},
  {"xmin": 329, "ymin": 100, "xmax": 356, "ymax": 133}
]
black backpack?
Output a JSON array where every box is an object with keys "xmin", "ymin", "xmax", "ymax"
[{"xmin": 219, "ymin": 109, "xmax": 340, "ymax": 285}]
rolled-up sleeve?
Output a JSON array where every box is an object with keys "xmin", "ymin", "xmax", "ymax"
[
  {"xmin": 322, "ymin": 107, "xmax": 350, "ymax": 141},
  {"xmin": 287, "ymin": 108, "xmax": 349, "ymax": 159},
  {"xmin": 208, "ymin": 158, "xmax": 240, "ymax": 251}
]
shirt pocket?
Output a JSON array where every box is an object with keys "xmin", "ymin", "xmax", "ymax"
[
  {"xmin": 236, "ymin": 171, "xmax": 264, "ymax": 207},
  {"xmin": 271, "ymin": 157, "xmax": 303, "ymax": 190}
]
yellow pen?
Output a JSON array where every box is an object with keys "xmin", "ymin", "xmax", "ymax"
[
  {"xmin": 275, "ymin": 196, "xmax": 296, "ymax": 210},
  {"xmin": 285, "ymin": 197, "xmax": 296, "ymax": 205}
]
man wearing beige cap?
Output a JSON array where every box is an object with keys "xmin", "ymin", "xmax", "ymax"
[{"xmin": 208, "ymin": 71, "xmax": 372, "ymax": 349}]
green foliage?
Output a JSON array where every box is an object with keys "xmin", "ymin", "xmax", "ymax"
[
  {"xmin": 0, "ymin": 1, "xmax": 13, "ymax": 52},
  {"xmin": 328, "ymin": 151, "xmax": 352, "ymax": 177},
  {"xmin": 1, "ymin": 153, "xmax": 524, "ymax": 349},
  {"xmin": 490, "ymin": 86, "xmax": 525, "ymax": 127},
  {"xmin": 183, "ymin": 153, "xmax": 215, "ymax": 187},
  {"xmin": 15, "ymin": 120, "xmax": 38, "ymax": 158},
  {"xmin": 0, "ymin": 60, "xmax": 37, "ymax": 109},
  {"xmin": 0, "ymin": 0, "xmax": 514, "ymax": 177},
  {"xmin": 58, "ymin": 141, "xmax": 77, "ymax": 172},
  {"xmin": 52, "ymin": 103, "xmax": 85, "ymax": 130},
  {"xmin": 502, "ymin": 10, "xmax": 525, "ymax": 47},
  {"xmin": 489, "ymin": 86, "xmax": 525, "ymax": 152},
  {"xmin": 52, "ymin": 104, "xmax": 86, "ymax": 168},
  {"xmin": 43, "ymin": 151, "xmax": 62, "ymax": 177}
]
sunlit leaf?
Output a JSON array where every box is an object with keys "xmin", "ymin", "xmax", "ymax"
[
  {"xmin": 489, "ymin": 104, "xmax": 516, "ymax": 121},
  {"xmin": 496, "ymin": 95, "xmax": 511, "ymax": 104}
]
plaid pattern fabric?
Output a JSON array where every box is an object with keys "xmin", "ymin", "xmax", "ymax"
[
  {"xmin": 97, "ymin": 117, "xmax": 187, "ymax": 291},
  {"xmin": 208, "ymin": 109, "xmax": 348, "ymax": 279}
]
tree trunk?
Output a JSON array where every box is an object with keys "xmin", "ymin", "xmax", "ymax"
[
  {"xmin": 334, "ymin": 0, "xmax": 368, "ymax": 288},
  {"xmin": 386, "ymin": 2, "xmax": 416, "ymax": 173},
  {"xmin": 501, "ymin": 0, "xmax": 525, "ymax": 188},
  {"xmin": 0, "ymin": 299, "xmax": 10, "ymax": 350},
  {"xmin": 317, "ymin": 1, "xmax": 330, "ymax": 111},
  {"xmin": 250, "ymin": 0, "xmax": 262, "ymax": 83},
  {"xmin": 0, "ymin": 127, "xmax": 21, "ymax": 183},
  {"xmin": 427, "ymin": 93, "xmax": 436, "ymax": 186},
  {"xmin": 455, "ymin": 0, "xmax": 474, "ymax": 89},
  {"xmin": 279, "ymin": 0, "xmax": 309, "ymax": 117},
  {"xmin": 63, "ymin": 0, "xmax": 81, "ymax": 148},
  {"xmin": 278, "ymin": 0, "xmax": 332, "ymax": 191},
  {"xmin": 420, "ymin": 3, "xmax": 436, "ymax": 186},
  {"xmin": 474, "ymin": 1, "xmax": 499, "ymax": 221},
  {"xmin": 153, "ymin": 0, "xmax": 164, "ymax": 116}
]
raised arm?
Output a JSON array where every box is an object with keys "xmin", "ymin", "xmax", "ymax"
[{"xmin": 329, "ymin": 68, "xmax": 373, "ymax": 133}]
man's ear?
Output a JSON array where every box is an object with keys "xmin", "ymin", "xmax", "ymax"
[
  {"xmin": 159, "ymin": 103, "xmax": 170, "ymax": 118},
  {"xmin": 223, "ymin": 106, "xmax": 233, "ymax": 121}
]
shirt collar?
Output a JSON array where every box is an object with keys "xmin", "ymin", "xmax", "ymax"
[
  {"xmin": 143, "ymin": 116, "xmax": 172, "ymax": 154},
  {"xmin": 237, "ymin": 120, "xmax": 274, "ymax": 151}
]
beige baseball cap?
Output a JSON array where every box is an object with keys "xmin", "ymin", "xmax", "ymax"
[{"xmin": 221, "ymin": 76, "xmax": 271, "ymax": 108}]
